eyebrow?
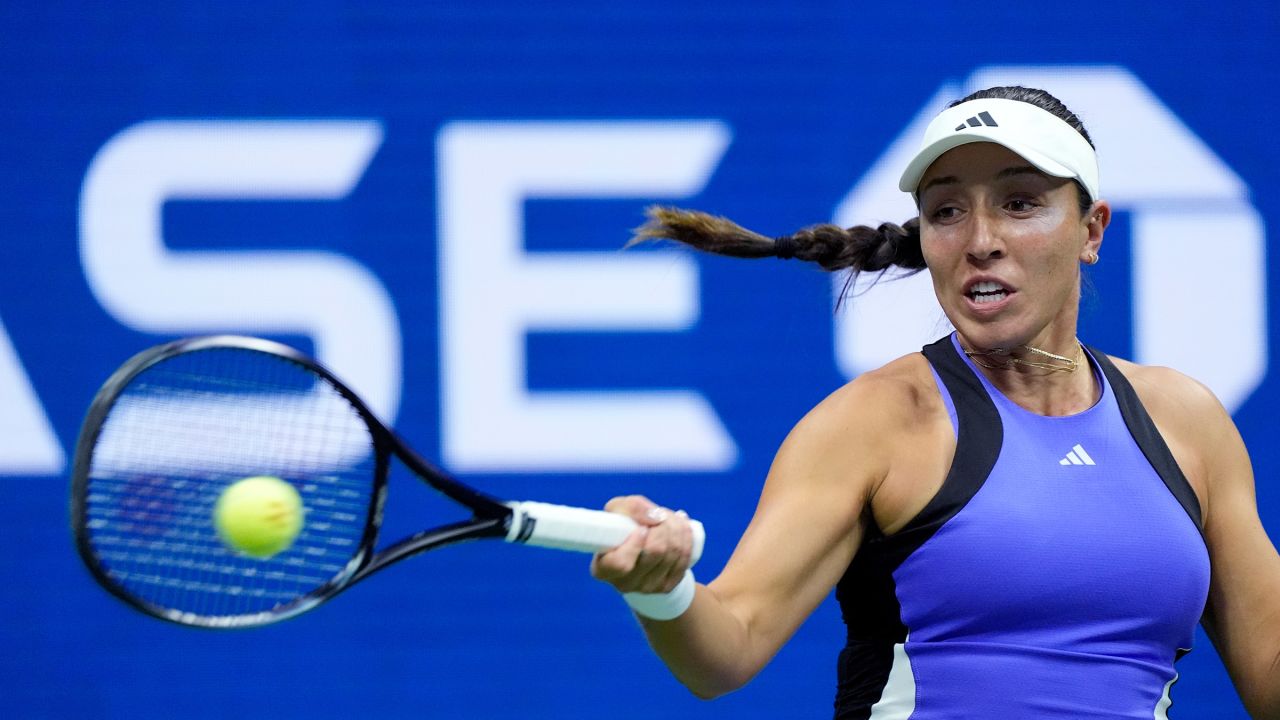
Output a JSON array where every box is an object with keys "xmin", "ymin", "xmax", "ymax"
[
  {"xmin": 996, "ymin": 165, "xmax": 1045, "ymax": 181},
  {"xmin": 918, "ymin": 165, "xmax": 1046, "ymax": 196},
  {"xmin": 918, "ymin": 175, "xmax": 958, "ymax": 195}
]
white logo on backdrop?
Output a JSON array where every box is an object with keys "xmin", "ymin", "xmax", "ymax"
[
  {"xmin": 437, "ymin": 121, "xmax": 737, "ymax": 472},
  {"xmin": 832, "ymin": 66, "xmax": 1267, "ymax": 412},
  {"xmin": 0, "ymin": 319, "xmax": 62, "ymax": 474},
  {"xmin": 10, "ymin": 119, "xmax": 734, "ymax": 477},
  {"xmin": 79, "ymin": 120, "xmax": 401, "ymax": 423},
  {"xmin": 4, "ymin": 120, "xmax": 405, "ymax": 475}
]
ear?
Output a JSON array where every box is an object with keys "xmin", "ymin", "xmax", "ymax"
[{"xmin": 1080, "ymin": 200, "xmax": 1111, "ymax": 265}]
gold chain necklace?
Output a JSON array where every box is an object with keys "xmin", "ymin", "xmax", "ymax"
[{"xmin": 964, "ymin": 340, "xmax": 1083, "ymax": 373}]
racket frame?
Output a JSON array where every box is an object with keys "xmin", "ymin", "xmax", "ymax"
[{"xmin": 70, "ymin": 335, "xmax": 515, "ymax": 628}]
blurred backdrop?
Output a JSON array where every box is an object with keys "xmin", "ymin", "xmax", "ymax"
[{"xmin": 2, "ymin": 1, "xmax": 1277, "ymax": 717}]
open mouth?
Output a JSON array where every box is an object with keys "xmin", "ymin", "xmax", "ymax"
[{"xmin": 966, "ymin": 280, "xmax": 1011, "ymax": 305}]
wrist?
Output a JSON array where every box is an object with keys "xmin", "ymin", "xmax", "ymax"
[{"xmin": 623, "ymin": 569, "xmax": 696, "ymax": 620}]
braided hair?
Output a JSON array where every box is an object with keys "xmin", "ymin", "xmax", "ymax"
[
  {"xmin": 630, "ymin": 86, "xmax": 1094, "ymax": 283},
  {"xmin": 630, "ymin": 207, "xmax": 923, "ymax": 273}
]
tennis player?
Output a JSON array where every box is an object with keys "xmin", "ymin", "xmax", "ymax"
[{"xmin": 592, "ymin": 86, "xmax": 1280, "ymax": 718}]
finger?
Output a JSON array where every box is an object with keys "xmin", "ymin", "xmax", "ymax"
[
  {"xmin": 590, "ymin": 525, "xmax": 648, "ymax": 582},
  {"xmin": 624, "ymin": 541, "xmax": 672, "ymax": 592},
  {"xmin": 657, "ymin": 510, "xmax": 694, "ymax": 592},
  {"xmin": 592, "ymin": 497, "xmax": 689, "ymax": 592},
  {"xmin": 650, "ymin": 511, "xmax": 693, "ymax": 593},
  {"xmin": 626, "ymin": 512, "xmax": 692, "ymax": 593},
  {"xmin": 636, "ymin": 546, "xmax": 683, "ymax": 594},
  {"xmin": 641, "ymin": 505, "xmax": 673, "ymax": 527},
  {"xmin": 603, "ymin": 495, "xmax": 671, "ymax": 527}
]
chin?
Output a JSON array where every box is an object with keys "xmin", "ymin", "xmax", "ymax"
[{"xmin": 953, "ymin": 323, "xmax": 1030, "ymax": 352}]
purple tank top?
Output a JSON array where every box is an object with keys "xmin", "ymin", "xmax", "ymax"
[{"xmin": 833, "ymin": 335, "xmax": 1210, "ymax": 719}]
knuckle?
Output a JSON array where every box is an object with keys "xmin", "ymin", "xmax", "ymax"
[
  {"xmin": 603, "ymin": 495, "xmax": 632, "ymax": 512},
  {"xmin": 608, "ymin": 495, "xmax": 660, "ymax": 522},
  {"xmin": 596, "ymin": 554, "xmax": 631, "ymax": 576},
  {"xmin": 644, "ymin": 536, "xmax": 670, "ymax": 558}
]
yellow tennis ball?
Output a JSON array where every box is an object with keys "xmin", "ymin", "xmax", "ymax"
[{"xmin": 213, "ymin": 476, "xmax": 304, "ymax": 559}]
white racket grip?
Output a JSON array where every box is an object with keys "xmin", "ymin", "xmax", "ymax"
[{"xmin": 505, "ymin": 501, "xmax": 705, "ymax": 566}]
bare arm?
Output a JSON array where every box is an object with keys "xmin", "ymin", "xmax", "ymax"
[
  {"xmin": 1132, "ymin": 365, "xmax": 1280, "ymax": 718},
  {"xmin": 1198, "ymin": 406, "xmax": 1280, "ymax": 718},
  {"xmin": 592, "ymin": 374, "xmax": 901, "ymax": 697}
]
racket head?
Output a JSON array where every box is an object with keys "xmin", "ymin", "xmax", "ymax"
[{"xmin": 70, "ymin": 336, "xmax": 389, "ymax": 628}]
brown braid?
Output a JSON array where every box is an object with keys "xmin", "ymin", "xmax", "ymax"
[{"xmin": 630, "ymin": 206, "xmax": 925, "ymax": 274}]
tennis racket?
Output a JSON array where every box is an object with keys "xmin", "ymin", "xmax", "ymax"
[{"xmin": 70, "ymin": 335, "xmax": 704, "ymax": 629}]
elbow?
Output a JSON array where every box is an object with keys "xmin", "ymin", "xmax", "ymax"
[
  {"xmin": 680, "ymin": 669, "xmax": 754, "ymax": 701},
  {"xmin": 687, "ymin": 686, "xmax": 722, "ymax": 701},
  {"xmin": 685, "ymin": 682, "xmax": 737, "ymax": 701}
]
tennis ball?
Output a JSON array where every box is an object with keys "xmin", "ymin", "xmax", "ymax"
[{"xmin": 213, "ymin": 476, "xmax": 304, "ymax": 559}]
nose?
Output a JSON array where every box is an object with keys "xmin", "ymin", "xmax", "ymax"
[{"xmin": 965, "ymin": 211, "xmax": 1004, "ymax": 262}]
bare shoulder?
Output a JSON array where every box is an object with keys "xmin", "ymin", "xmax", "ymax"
[
  {"xmin": 792, "ymin": 352, "xmax": 942, "ymax": 444},
  {"xmin": 774, "ymin": 352, "xmax": 944, "ymax": 501},
  {"xmin": 1106, "ymin": 356, "xmax": 1229, "ymax": 425}
]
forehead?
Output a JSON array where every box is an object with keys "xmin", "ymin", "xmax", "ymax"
[{"xmin": 918, "ymin": 142, "xmax": 1034, "ymax": 186}]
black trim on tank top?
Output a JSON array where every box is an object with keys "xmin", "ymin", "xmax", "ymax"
[
  {"xmin": 1087, "ymin": 347, "xmax": 1204, "ymax": 533},
  {"xmin": 836, "ymin": 336, "xmax": 1003, "ymax": 640},
  {"xmin": 833, "ymin": 642, "xmax": 896, "ymax": 720},
  {"xmin": 893, "ymin": 336, "xmax": 1005, "ymax": 550},
  {"xmin": 833, "ymin": 336, "xmax": 1004, "ymax": 717}
]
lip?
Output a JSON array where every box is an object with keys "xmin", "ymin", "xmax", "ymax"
[{"xmin": 962, "ymin": 276, "xmax": 1016, "ymax": 314}]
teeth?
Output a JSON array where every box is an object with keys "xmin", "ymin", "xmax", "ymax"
[{"xmin": 968, "ymin": 280, "xmax": 1009, "ymax": 304}]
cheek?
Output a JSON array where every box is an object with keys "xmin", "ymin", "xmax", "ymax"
[
  {"xmin": 1012, "ymin": 214, "xmax": 1083, "ymax": 271},
  {"xmin": 1027, "ymin": 240, "xmax": 1086, "ymax": 300},
  {"xmin": 918, "ymin": 230, "xmax": 951, "ymax": 271},
  {"xmin": 1008, "ymin": 209, "xmax": 1067, "ymax": 242}
]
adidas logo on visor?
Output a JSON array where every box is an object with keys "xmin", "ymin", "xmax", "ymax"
[{"xmin": 954, "ymin": 111, "xmax": 999, "ymax": 132}]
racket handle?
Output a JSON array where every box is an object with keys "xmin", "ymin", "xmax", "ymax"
[{"xmin": 505, "ymin": 501, "xmax": 705, "ymax": 566}]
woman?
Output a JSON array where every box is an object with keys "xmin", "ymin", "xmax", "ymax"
[{"xmin": 591, "ymin": 87, "xmax": 1280, "ymax": 718}]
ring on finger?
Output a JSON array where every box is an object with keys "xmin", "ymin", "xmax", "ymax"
[{"xmin": 645, "ymin": 507, "xmax": 670, "ymax": 523}]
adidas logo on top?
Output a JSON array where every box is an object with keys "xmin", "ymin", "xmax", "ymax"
[
  {"xmin": 1059, "ymin": 444, "xmax": 1095, "ymax": 466},
  {"xmin": 954, "ymin": 111, "xmax": 999, "ymax": 132}
]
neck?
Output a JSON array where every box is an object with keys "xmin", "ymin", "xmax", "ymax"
[
  {"xmin": 964, "ymin": 338, "xmax": 1082, "ymax": 373},
  {"xmin": 958, "ymin": 336, "xmax": 1099, "ymax": 416}
]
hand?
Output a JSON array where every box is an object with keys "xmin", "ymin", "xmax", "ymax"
[{"xmin": 591, "ymin": 495, "xmax": 694, "ymax": 595}]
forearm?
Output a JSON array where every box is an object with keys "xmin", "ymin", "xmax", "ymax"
[
  {"xmin": 600, "ymin": 392, "xmax": 878, "ymax": 697},
  {"xmin": 1251, "ymin": 648, "xmax": 1280, "ymax": 719},
  {"xmin": 634, "ymin": 583, "xmax": 771, "ymax": 699},
  {"xmin": 1209, "ymin": 596, "xmax": 1280, "ymax": 719}
]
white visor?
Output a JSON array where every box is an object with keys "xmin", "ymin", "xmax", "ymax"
[{"xmin": 898, "ymin": 97, "xmax": 1099, "ymax": 202}]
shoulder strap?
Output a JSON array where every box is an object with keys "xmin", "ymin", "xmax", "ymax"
[
  {"xmin": 902, "ymin": 336, "xmax": 1004, "ymax": 547},
  {"xmin": 1088, "ymin": 347, "xmax": 1204, "ymax": 532},
  {"xmin": 837, "ymin": 335, "xmax": 1003, "ymax": 642}
]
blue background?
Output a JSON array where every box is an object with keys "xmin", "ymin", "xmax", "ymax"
[{"xmin": 2, "ymin": 1, "xmax": 1278, "ymax": 717}]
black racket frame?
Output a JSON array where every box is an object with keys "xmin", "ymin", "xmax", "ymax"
[{"xmin": 70, "ymin": 335, "xmax": 516, "ymax": 628}]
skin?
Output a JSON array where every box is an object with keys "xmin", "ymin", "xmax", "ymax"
[{"xmin": 592, "ymin": 142, "xmax": 1280, "ymax": 717}]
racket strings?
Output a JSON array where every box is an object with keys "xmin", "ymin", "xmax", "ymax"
[{"xmin": 82, "ymin": 348, "xmax": 378, "ymax": 624}]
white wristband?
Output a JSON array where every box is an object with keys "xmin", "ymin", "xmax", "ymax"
[{"xmin": 623, "ymin": 569, "xmax": 696, "ymax": 621}]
